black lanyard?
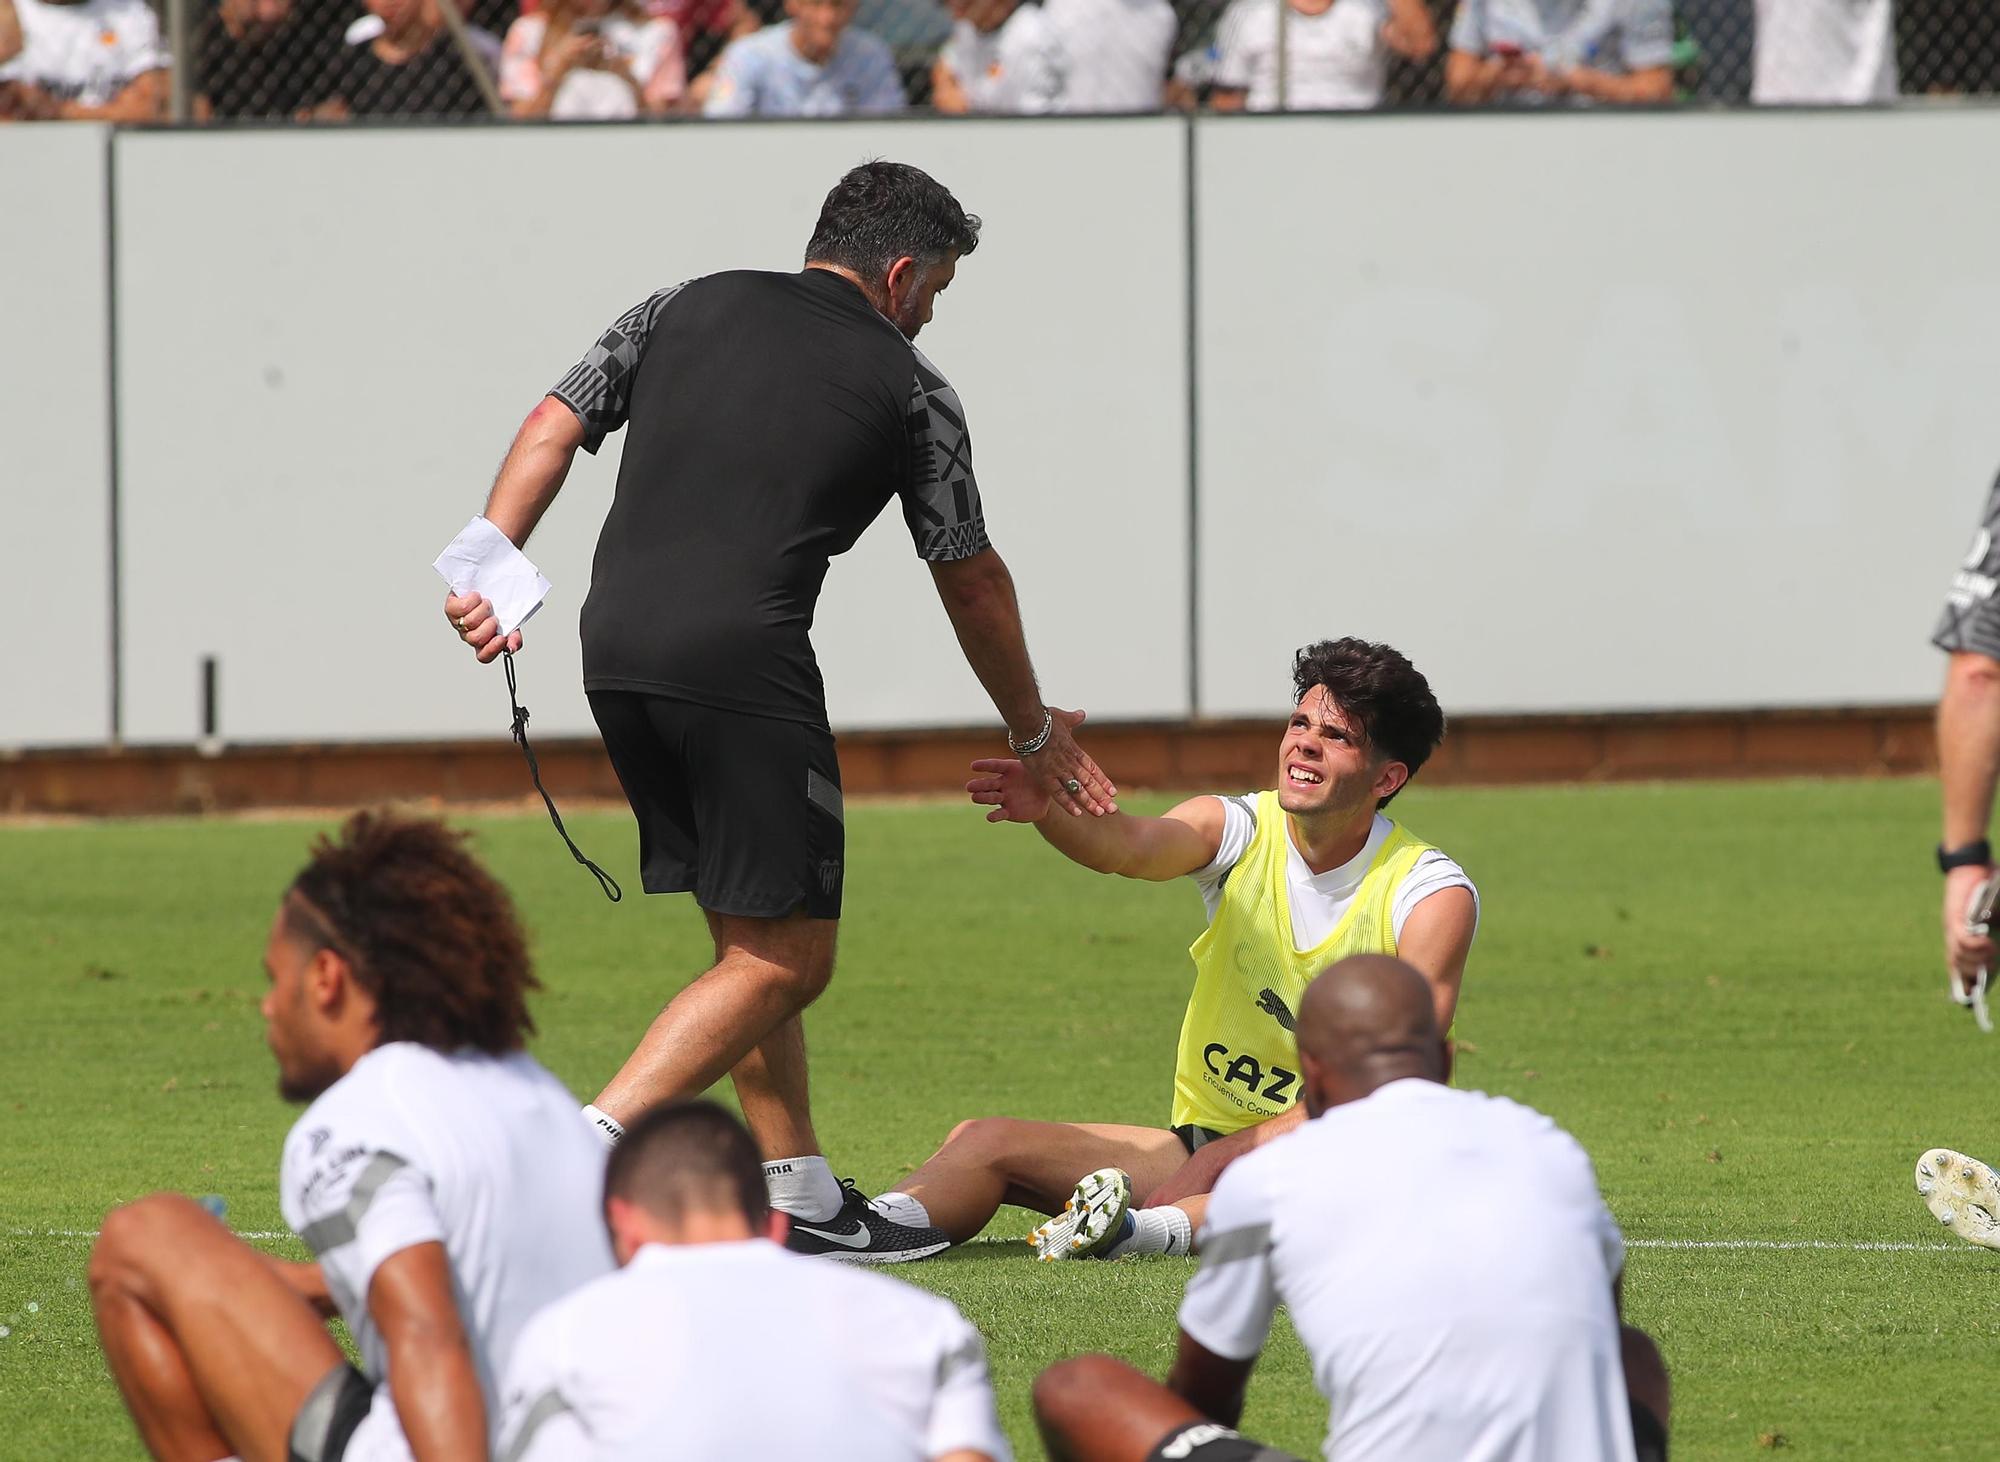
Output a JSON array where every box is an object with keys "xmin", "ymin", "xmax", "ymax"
[{"xmin": 505, "ymin": 651, "xmax": 621, "ymax": 902}]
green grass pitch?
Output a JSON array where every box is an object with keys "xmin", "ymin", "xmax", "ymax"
[{"xmin": 4, "ymin": 777, "xmax": 1996, "ymax": 1458}]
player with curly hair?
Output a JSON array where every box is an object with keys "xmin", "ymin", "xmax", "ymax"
[{"xmin": 89, "ymin": 810, "xmax": 612, "ymax": 1462}]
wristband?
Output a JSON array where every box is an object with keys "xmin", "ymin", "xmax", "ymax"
[
  {"xmin": 1007, "ymin": 708, "xmax": 1053, "ymax": 757},
  {"xmin": 1939, "ymin": 839, "xmax": 1993, "ymax": 873}
]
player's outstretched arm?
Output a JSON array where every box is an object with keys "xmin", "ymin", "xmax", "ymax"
[
  {"xmin": 370, "ymin": 1242, "xmax": 486, "ymax": 1462},
  {"xmin": 447, "ymin": 397, "xmax": 586, "ymax": 663},
  {"xmin": 930, "ymin": 549, "xmax": 1116, "ymax": 816},
  {"xmin": 968, "ymin": 762, "xmax": 1223, "ymax": 881}
]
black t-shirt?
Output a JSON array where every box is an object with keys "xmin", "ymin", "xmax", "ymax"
[
  {"xmin": 315, "ymin": 31, "xmax": 488, "ymax": 116},
  {"xmin": 551, "ymin": 269, "xmax": 991, "ymax": 726},
  {"xmin": 194, "ymin": 11, "xmax": 339, "ymax": 119}
]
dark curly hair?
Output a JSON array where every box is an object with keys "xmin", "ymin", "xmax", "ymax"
[
  {"xmin": 804, "ymin": 160, "xmax": 981, "ymax": 277},
  {"xmin": 282, "ymin": 810, "xmax": 538, "ymax": 1054},
  {"xmin": 1292, "ymin": 639, "xmax": 1444, "ymax": 808}
]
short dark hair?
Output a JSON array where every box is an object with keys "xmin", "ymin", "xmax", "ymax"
[
  {"xmin": 1292, "ymin": 638, "xmax": 1444, "ymax": 808},
  {"xmin": 604, "ymin": 1100, "xmax": 769, "ymax": 1229},
  {"xmin": 282, "ymin": 810, "xmax": 538, "ymax": 1054},
  {"xmin": 804, "ymin": 161, "xmax": 980, "ymax": 278}
]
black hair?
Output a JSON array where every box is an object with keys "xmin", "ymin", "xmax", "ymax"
[
  {"xmin": 1292, "ymin": 638, "xmax": 1445, "ymax": 808},
  {"xmin": 603, "ymin": 1099, "xmax": 770, "ymax": 1228},
  {"xmin": 804, "ymin": 160, "xmax": 981, "ymax": 278}
]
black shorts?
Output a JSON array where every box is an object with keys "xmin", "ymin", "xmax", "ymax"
[
  {"xmin": 289, "ymin": 1363, "xmax": 371, "ymax": 1462},
  {"xmin": 1174, "ymin": 1123, "xmax": 1226, "ymax": 1156},
  {"xmin": 1145, "ymin": 1421, "xmax": 1303, "ymax": 1462},
  {"xmin": 588, "ymin": 691, "xmax": 844, "ymax": 919},
  {"xmin": 1935, "ymin": 468, "xmax": 2000, "ymax": 660}
]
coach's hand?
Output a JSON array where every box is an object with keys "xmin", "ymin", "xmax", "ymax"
[
  {"xmin": 1945, "ymin": 862, "xmax": 1997, "ymax": 983},
  {"xmin": 1025, "ymin": 709, "xmax": 1117, "ymax": 817},
  {"xmin": 444, "ymin": 591, "xmax": 523, "ymax": 665}
]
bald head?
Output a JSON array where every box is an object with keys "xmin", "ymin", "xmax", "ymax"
[{"xmin": 1294, "ymin": 954, "xmax": 1446, "ymax": 1116}]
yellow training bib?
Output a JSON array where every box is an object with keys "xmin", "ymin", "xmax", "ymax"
[{"xmin": 1171, "ymin": 793, "xmax": 1433, "ymax": 1134}]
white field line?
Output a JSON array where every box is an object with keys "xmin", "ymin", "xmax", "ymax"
[{"xmin": 7, "ymin": 1229, "xmax": 1983, "ymax": 1253}]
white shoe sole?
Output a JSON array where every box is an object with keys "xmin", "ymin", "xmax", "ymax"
[
  {"xmin": 1028, "ymin": 1167, "xmax": 1131, "ymax": 1262},
  {"xmin": 1916, "ymin": 1148, "xmax": 2000, "ymax": 1250}
]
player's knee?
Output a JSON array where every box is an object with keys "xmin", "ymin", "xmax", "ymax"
[
  {"xmin": 942, "ymin": 1116, "xmax": 1023, "ymax": 1163},
  {"xmin": 91, "ymin": 1193, "xmax": 191, "ymax": 1290},
  {"xmin": 1033, "ymin": 1354, "xmax": 1125, "ymax": 1431},
  {"xmin": 1620, "ymin": 1323, "xmax": 1670, "ymax": 1426},
  {"xmin": 1949, "ymin": 651, "xmax": 2000, "ymax": 694}
]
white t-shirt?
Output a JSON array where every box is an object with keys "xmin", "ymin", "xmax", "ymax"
[
  {"xmin": 1181, "ymin": 1080, "xmax": 1633, "ymax": 1462},
  {"xmin": 496, "ymin": 1239, "xmax": 1011, "ymax": 1461},
  {"xmin": 1193, "ymin": 800, "xmax": 1478, "ymax": 950},
  {"xmin": 499, "ymin": 12, "xmax": 681, "ymax": 118},
  {"xmin": 279, "ymin": 1044, "xmax": 613, "ymax": 1462},
  {"xmin": 0, "ymin": 0, "xmax": 167, "ymax": 106},
  {"xmin": 938, "ymin": 6, "xmax": 1065, "ymax": 113},
  {"xmin": 1213, "ymin": 0, "xmax": 1393, "ymax": 111},
  {"xmin": 1751, "ymin": 0, "xmax": 1896, "ymax": 103},
  {"xmin": 1040, "ymin": 0, "xmax": 1175, "ymax": 110}
]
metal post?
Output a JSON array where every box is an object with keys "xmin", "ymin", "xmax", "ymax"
[
  {"xmin": 432, "ymin": 0, "xmax": 507, "ymax": 117},
  {"xmin": 1275, "ymin": 0, "xmax": 1290, "ymax": 111},
  {"xmin": 167, "ymin": 0, "xmax": 190, "ymax": 121}
]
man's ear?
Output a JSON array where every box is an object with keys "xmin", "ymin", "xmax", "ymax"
[
  {"xmin": 884, "ymin": 254, "xmax": 919, "ymax": 304},
  {"xmin": 1371, "ymin": 759, "xmax": 1409, "ymax": 804},
  {"xmin": 605, "ymin": 1196, "xmax": 645, "ymax": 1265},
  {"xmin": 305, "ymin": 945, "xmax": 349, "ymax": 1013},
  {"xmin": 764, "ymin": 1210, "xmax": 790, "ymax": 1245},
  {"xmin": 1439, "ymin": 1035, "xmax": 1455, "ymax": 1087}
]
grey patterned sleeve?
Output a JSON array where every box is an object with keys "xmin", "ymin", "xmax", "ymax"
[
  {"xmin": 548, "ymin": 283, "xmax": 686, "ymax": 454},
  {"xmin": 902, "ymin": 348, "xmax": 991, "ymax": 562}
]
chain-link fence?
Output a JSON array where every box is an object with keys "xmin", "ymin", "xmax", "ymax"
[{"xmin": 0, "ymin": 0, "xmax": 1996, "ymax": 122}]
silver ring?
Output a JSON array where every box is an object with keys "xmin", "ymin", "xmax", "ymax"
[{"xmin": 1063, "ymin": 779, "xmax": 1082, "ymax": 794}]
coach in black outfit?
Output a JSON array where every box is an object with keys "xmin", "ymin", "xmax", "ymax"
[{"xmin": 446, "ymin": 161, "xmax": 1114, "ymax": 1261}]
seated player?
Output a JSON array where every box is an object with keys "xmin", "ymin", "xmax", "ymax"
[
  {"xmin": 1033, "ymin": 954, "xmax": 1671, "ymax": 1462},
  {"xmin": 871, "ymin": 638, "xmax": 1478, "ymax": 1260},
  {"xmin": 496, "ymin": 1099, "xmax": 1010, "ymax": 1461},
  {"xmin": 89, "ymin": 812, "xmax": 612, "ymax": 1462}
]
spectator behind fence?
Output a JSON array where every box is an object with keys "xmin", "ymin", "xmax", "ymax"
[
  {"xmin": 933, "ymin": 0, "xmax": 1064, "ymax": 112},
  {"xmin": 501, "ymin": 0, "xmax": 685, "ymax": 116},
  {"xmin": 702, "ymin": 0, "xmax": 904, "ymax": 113},
  {"xmin": 0, "ymin": 0, "xmax": 166, "ymax": 119},
  {"xmin": 1042, "ymin": 0, "xmax": 1173, "ymax": 109},
  {"xmin": 194, "ymin": 0, "xmax": 336, "ymax": 119},
  {"xmin": 1209, "ymin": 0, "xmax": 1437, "ymax": 110},
  {"xmin": 1752, "ymin": 0, "xmax": 1895, "ymax": 102},
  {"xmin": 311, "ymin": 0, "xmax": 494, "ymax": 114},
  {"xmin": 1444, "ymin": 0, "xmax": 1673, "ymax": 103}
]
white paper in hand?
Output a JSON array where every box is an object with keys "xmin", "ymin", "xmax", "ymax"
[{"xmin": 432, "ymin": 516, "xmax": 551, "ymax": 637}]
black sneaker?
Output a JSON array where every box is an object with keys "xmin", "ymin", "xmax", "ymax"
[{"xmin": 782, "ymin": 1178, "xmax": 952, "ymax": 1264}]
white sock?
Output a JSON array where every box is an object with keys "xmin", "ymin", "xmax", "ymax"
[
  {"xmin": 764, "ymin": 1155, "xmax": 844, "ymax": 1223},
  {"xmin": 581, "ymin": 1104, "xmax": 624, "ymax": 1149},
  {"xmin": 1103, "ymin": 1205, "xmax": 1194, "ymax": 1260},
  {"xmin": 872, "ymin": 1191, "xmax": 933, "ymax": 1229}
]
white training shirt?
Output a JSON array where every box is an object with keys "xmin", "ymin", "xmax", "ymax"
[
  {"xmin": 1181, "ymin": 1079, "xmax": 1633, "ymax": 1462},
  {"xmin": 1751, "ymin": 0, "xmax": 1896, "ymax": 103},
  {"xmin": 0, "ymin": 0, "xmax": 168, "ymax": 106},
  {"xmin": 1212, "ymin": 0, "xmax": 1394, "ymax": 111},
  {"xmin": 496, "ymin": 1239, "xmax": 1011, "ymax": 1462},
  {"xmin": 1193, "ymin": 800, "xmax": 1478, "ymax": 950},
  {"xmin": 938, "ymin": 6, "xmax": 1066, "ymax": 113},
  {"xmin": 279, "ymin": 1044, "xmax": 613, "ymax": 1462},
  {"xmin": 1040, "ymin": 0, "xmax": 1175, "ymax": 110}
]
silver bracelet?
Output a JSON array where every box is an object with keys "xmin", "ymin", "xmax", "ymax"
[{"xmin": 1007, "ymin": 707, "xmax": 1053, "ymax": 757}]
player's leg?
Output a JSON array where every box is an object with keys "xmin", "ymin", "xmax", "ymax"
[
  {"xmin": 1622, "ymin": 1325, "xmax": 1671, "ymax": 1462},
  {"xmin": 885, "ymin": 1119, "xmax": 1191, "ymax": 1243},
  {"xmin": 1034, "ymin": 1354, "xmax": 1301, "ymax": 1462},
  {"xmin": 731, "ymin": 1011, "xmax": 822, "ymax": 1167},
  {"xmin": 90, "ymin": 1193, "xmax": 345, "ymax": 1462}
]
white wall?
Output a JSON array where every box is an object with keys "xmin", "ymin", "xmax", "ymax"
[
  {"xmin": 111, "ymin": 119, "xmax": 1189, "ymax": 743},
  {"xmin": 2, "ymin": 126, "xmax": 113, "ymax": 748},
  {"xmin": 1194, "ymin": 111, "xmax": 1998, "ymax": 717}
]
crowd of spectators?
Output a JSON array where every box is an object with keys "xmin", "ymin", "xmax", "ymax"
[{"xmin": 0, "ymin": 0, "xmax": 1992, "ymax": 121}]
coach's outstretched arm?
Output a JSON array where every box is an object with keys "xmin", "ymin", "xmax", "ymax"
[
  {"xmin": 445, "ymin": 397, "xmax": 588, "ymax": 664},
  {"xmin": 932, "ymin": 548, "xmax": 1117, "ymax": 818},
  {"xmin": 967, "ymin": 755, "xmax": 1223, "ymax": 878}
]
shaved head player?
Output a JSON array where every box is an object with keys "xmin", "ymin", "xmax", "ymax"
[{"xmin": 444, "ymin": 161, "xmax": 1114, "ymax": 1261}]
